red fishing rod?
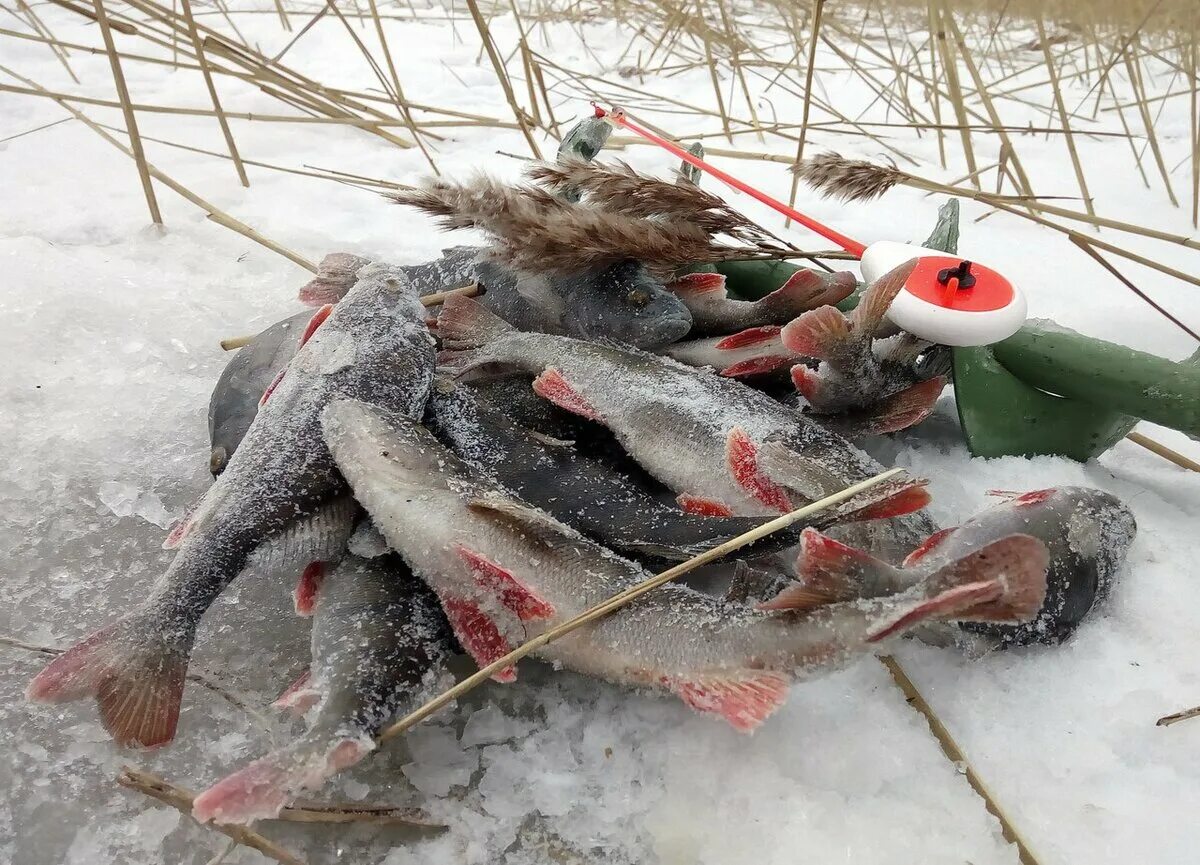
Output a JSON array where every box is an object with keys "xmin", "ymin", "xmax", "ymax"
[{"xmin": 595, "ymin": 104, "xmax": 1026, "ymax": 347}]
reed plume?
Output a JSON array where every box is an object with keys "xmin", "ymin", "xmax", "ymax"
[
  {"xmin": 792, "ymin": 152, "xmax": 906, "ymax": 203},
  {"xmin": 390, "ymin": 162, "xmax": 795, "ymax": 275},
  {"xmin": 528, "ymin": 158, "xmax": 768, "ymax": 242}
]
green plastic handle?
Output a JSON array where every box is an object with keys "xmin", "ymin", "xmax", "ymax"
[{"xmin": 993, "ymin": 325, "xmax": 1200, "ymax": 437}]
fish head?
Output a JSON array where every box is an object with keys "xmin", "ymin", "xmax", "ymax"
[
  {"xmin": 964, "ymin": 486, "xmax": 1136, "ymax": 647},
  {"xmin": 1061, "ymin": 487, "xmax": 1136, "ymax": 587},
  {"xmin": 557, "ymin": 260, "xmax": 693, "ymax": 349}
]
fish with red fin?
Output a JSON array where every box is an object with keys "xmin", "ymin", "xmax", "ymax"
[
  {"xmin": 322, "ymin": 399, "xmax": 1048, "ymax": 733},
  {"xmin": 27, "ymin": 265, "xmax": 436, "ymax": 747}
]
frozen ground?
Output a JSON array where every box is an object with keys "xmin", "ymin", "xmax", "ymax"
[{"xmin": 2, "ymin": 4, "xmax": 1198, "ymax": 864}]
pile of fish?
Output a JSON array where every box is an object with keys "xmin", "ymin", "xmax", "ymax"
[{"xmin": 27, "ymin": 160, "xmax": 1137, "ymax": 829}]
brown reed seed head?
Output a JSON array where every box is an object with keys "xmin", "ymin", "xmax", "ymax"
[
  {"xmin": 390, "ymin": 162, "xmax": 792, "ymax": 275},
  {"xmin": 792, "ymin": 153, "xmax": 906, "ymax": 203}
]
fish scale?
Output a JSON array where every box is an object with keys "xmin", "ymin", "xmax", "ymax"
[
  {"xmin": 27, "ymin": 264, "xmax": 437, "ymax": 748},
  {"xmin": 192, "ymin": 553, "xmax": 455, "ymax": 825},
  {"xmin": 436, "ymin": 293, "xmax": 907, "ymax": 517},
  {"xmin": 323, "ymin": 399, "xmax": 1048, "ymax": 734}
]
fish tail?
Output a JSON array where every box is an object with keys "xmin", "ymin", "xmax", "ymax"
[
  {"xmin": 192, "ymin": 731, "xmax": 375, "ymax": 824},
  {"xmin": 779, "ymin": 305, "xmax": 852, "ymax": 363},
  {"xmin": 26, "ymin": 606, "xmax": 195, "ymax": 748},
  {"xmin": 760, "ymin": 268, "xmax": 832, "ymax": 312},
  {"xmin": 848, "ymin": 258, "xmax": 916, "ymax": 335},
  {"xmin": 437, "ymin": 293, "xmax": 515, "ymax": 350},
  {"xmin": 867, "ymin": 533, "xmax": 1049, "ymax": 643},
  {"xmin": 759, "ymin": 527, "xmax": 907, "ymax": 611},
  {"xmin": 435, "ymin": 294, "xmax": 519, "ymax": 375},
  {"xmin": 297, "ymin": 252, "xmax": 371, "ymax": 306}
]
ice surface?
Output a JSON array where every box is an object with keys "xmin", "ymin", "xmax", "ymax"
[{"xmin": 2, "ymin": 4, "xmax": 1199, "ymax": 865}]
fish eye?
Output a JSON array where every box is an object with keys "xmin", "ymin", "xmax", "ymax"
[{"xmin": 627, "ymin": 289, "xmax": 649, "ymax": 307}]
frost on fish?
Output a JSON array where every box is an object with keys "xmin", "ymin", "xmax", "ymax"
[
  {"xmin": 436, "ymin": 293, "xmax": 929, "ymax": 520},
  {"xmin": 323, "ymin": 400, "xmax": 1048, "ymax": 733},
  {"xmin": 476, "ymin": 257, "xmax": 692, "ymax": 349},
  {"xmin": 426, "ymin": 382, "xmax": 805, "ymax": 563},
  {"xmin": 27, "ymin": 265, "xmax": 436, "ymax": 747},
  {"xmin": 192, "ymin": 554, "xmax": 456, "ymax": 824}
]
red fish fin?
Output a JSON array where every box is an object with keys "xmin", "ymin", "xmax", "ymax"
[
  {"xmin": 850, "ymin": 259, "xmax": 917, "ymax": 335},
  {"xmin": 667, "ymin": 272, "xmax": 727, "ymax": 296},
  {"xmin": 532, "ymin": 368, "xmax": 601, "ymax": 421},
  {"xmin": 725, "ymin": 427, "xmax": 793, "ymax": 513},
  {"xmin": 666, "ymin": 671, "xmax": 791, "ymax": 732},
  {"xmin": 272, "ymin": 669, "xmax": 316, "ymax": 713},
  {"xmin": 162, "ymin": 509, "xmax": 193, "ymax": 550},
  {"xmin": 793, "ymin": 527, "xmax": 902, "ymax": 597},
  {"xmin": 756, "ymin": 583, "xmax": 843, "ymax": 612},
  {"xmin": 437, "ymin": 294, "xmax": 515, "ymax": 350},
  {"xmin": 902, "ymin": 527, "xmax": 958, "ymax": 568},
  {"xmin": 808, "ymin": 270, "xmax": 858, "ymax": 307},
  {"xmin": 789, "ymin": 364, "xmax": 825, "ymax": 402},
  {"xmin": 297, "ymin": 252, "xmax": 370, "ymax": 306},
  {"xmin": 299, "ymin": 304, "xmax": 334, "ymax": 347},
  {"xmin": 779, "ymin": 305, "xmax": 850, "ymax": 359},
  {"xmin": 854, "ymin": 376, "xmax": 948, "ymax": 435},
  {"xmin": 759, "ymin": 270, "xmax": 828, "ymax": 312},
  {"xmin": 676, "ymin": 493, "xmax": 735, "ymax": 517},
  {"xmin": 259, "ymin": 368, "xmax": 286, "ymax": 406},
  {"xmin": 1009, "ymin": 489, "xmax": 1055, "ymax": 507},
  {"xmin": 193, "ymin": 737, "xmax": 371, "ymax": 824},
  {"xmin": 454, "ymin": 545, "xmax": 555, "ymax": 621},
  {"xmin": 714, "ymin": 325, "xmax": 782, "ymax": 350},
  {"xmin": 293, "ymin": 562, "xmax": 327, "ymax": 617},
  {"xmin": 837, "ymin": 480, "xmax": 931, "ymax": 522},
  {"xmin": 868, "ymin": 534, "xmax": 1049, "ymax": 642},
  {"xmin": 440, "ymin": 596, "xmax": 517, "ymax": 683},
  {"xmin": 720, "ymin": 356, "xmax": 793, "ymax": 378},
  {"xmin": 26, "ymin": 615, "xmax": 191, "ymax": 747}
]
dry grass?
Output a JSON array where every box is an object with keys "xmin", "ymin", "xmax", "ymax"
[{"xmin": 1, "ymin": 1, "xmax": 1197, "ymax": 862}]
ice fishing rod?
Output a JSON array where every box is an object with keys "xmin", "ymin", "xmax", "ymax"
[{"xmin": 596, "ymin": 104, "xmax": 1027, "ymax": 347}]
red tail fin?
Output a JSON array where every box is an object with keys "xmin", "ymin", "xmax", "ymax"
[
  {"xmin": 867, "ymin": 534, "xmax": 1048, "ymax": 642},
  {"xmin": 437, "ymin": 294, "xmax": 515, "ymax": 350},
  {"xmin": 193, "ymin": 736, "xmax": 373, "ymax": 824},
  {"xmin": 780, "ymin": 305, "xmax": 849, "ymax": 360},
  {"xmin": 759, "ymin": 269, "xmax": 827, "ymax": 313},
  {"xmin": 297, "ymin": 252, "xmax": 371, "ymax": 306},
  {"xmin": 760, "ymin": 527, "xmax": 903, "ymax": 610},
  {"xmin": 27, "ymin": 613, "xmax": 192, "ymax": 747}
]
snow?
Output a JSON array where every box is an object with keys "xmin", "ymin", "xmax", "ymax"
[{"xmin": 2, "ymin": 4, "xmax": 1198, "ymax": 865}]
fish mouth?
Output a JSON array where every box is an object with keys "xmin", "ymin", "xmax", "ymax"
[{"xmin": 612, "ymin": 308, "xmax": 693, "ymax": 349}]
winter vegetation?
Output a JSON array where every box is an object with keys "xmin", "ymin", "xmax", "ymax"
[{"xmin": 1, "ymin": 1, "xmax": 1197, "ymax": 863}]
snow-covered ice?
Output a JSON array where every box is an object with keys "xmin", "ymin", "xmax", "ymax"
[{"xmin": 2, "ymin": 4, "xmax": 1198, "ymax": 864}]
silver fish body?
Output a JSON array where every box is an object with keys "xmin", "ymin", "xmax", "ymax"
[
  {"xmin": 426, "ymin": 382, "xmax": 800, "ymax": 562},
  {"xmin": 323, "ymin": 400, "xmax": 1046, "ymax": 733},
  {"xmin": 28, "ymin": 264, "xmax": 436, "ymax": 747},
  {"xmin": 437, "ymin": 294, "xmax": 918, "ymax": 518},
  {"xmin": 192, "ymin": 554, "xmax": 455, "ymax": 824}
]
